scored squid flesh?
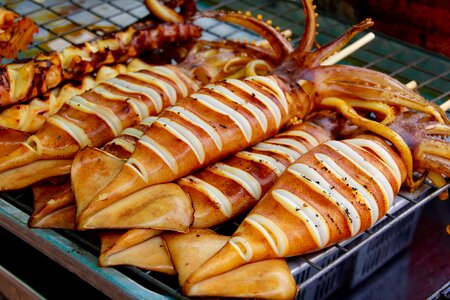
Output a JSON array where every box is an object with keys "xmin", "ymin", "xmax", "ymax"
[{"xmin": 183, "ymin": 107, "xmax": 450, "ymax": 291}]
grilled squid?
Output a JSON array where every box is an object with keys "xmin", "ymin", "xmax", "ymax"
[
  {"xmin": 0, "ymin": 9, "xmax": 296, "ymax": 191},
  {"xmin": 0, "ymin": 14, "xmax": 201, "ymax": 106},
  {"xmin": 0, "ymin": 64, "xmax": 129, "ymax": 133},
  {"xmin": 69, "ymin": 111, "xmax": 339, "ymax": 230},
  {"xmin": 183, "ymin": 111, "xmax": 450, "ymax": 291},
  {"xmin": 76, "ymin": 0, "xmax": 447, "ymax": 229},
  {"xmin": 23, "ymin": 12, "xmax": 296, "ymax": 227},
  {"xmin": 0, "ymin": 58, "xmax": 199, "ymax": 191},
  {"xmin": 100, "ymin": 229, "xmax": 297, "ymax": 299},
  {"xmin": 30, "ymin": 55, "xmax": 290, "ymax": 229}
]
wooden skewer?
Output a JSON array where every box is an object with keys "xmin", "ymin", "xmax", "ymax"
[
  {"xmin": 406, "ymin": 80, "xmax": 449, "ymax": 112},
  {"xmin": 440, "ymin": 99, "xmax": 450, "ymax": 112},
  {"xmin": 321, "ymin": 32, "xmax": 375, "ymax": 66},
  {"xmin": 405, "ymin": 81, "xmax": 417, "ymax": 90}
]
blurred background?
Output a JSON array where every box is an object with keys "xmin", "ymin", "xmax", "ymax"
[{"xmin": 316, "ymin": 0, "xmax": 450, "ymax": 57}]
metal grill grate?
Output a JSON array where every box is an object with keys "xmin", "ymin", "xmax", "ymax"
[{"xmin": 0, "ymin": 0, "xmax": 449, "ymax": 299}]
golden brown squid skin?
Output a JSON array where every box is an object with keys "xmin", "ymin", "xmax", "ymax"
[
  {"xmin": 0, "ymin": 64, "xmax": 129, "ymax": 133},
  {"xmin": 29, "ymin": 11, "xmax": 297, "ymax": 227},
  {"xmin": 163, "ymin": 229, "xmax": 297, "ymax": 299},
  {"xmin": 183, "ymin": 111, "xmax": 341, "ymax": 229},
  {"xmin": 0, "ymin": 127, "xmax": 28, "ymax": 156},
  {"xmin": 73, "ymin": 111, "xmax": 338, "ymax": 230},
  {"xmin": 0, "ymin": 20, "xmax": 202, "ymax": 106},
  {"xmin": 28, "ymin": 178, "xmax": 76, "ymax": 229},
  {"xmin": 99, "ymin": 229, "xmax": 175, "ymax": 275},
  {"xmin": 77, "ymin": 75, "xmax": 313, "ymax": 228},
  {"xmin": 77, "ymin": 0, "xmax": 418, "ymax": 228},
  {"xmin": 185, "ymin": 134, "xmax": 408, "ymax": 287},
  {"xmin": 0, "ymin": 61, "xmax": 199, "ymax": 191},
  {"xmin": 0, "ymin": 5, "xmax": 298, "ymax": 192}
]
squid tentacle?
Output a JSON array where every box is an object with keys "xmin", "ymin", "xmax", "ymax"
[
  {"xmin": 321, "ymin": 97, "xmax": 419, "ymax": 189},
  {"xmin": 0, "ymin": 20, "xmax": 202, "ymax": 107},
  {"xmin": 292, "ymin": 0, "xmax": 317, "ymax": 59},
  {"xmin": 303, "ymin": 64, "xmax": 448, "ymax": 123},
  {"xmin": 389, "ymin": 111, "xmax": 450, "ymax": 178},
  {"xmin": 195, "ymin": 9, "xmax": 294, "ymax": 64},
  {"xmin": 305, "ymin": 18, "xmax": 374, "ymax": 67}
]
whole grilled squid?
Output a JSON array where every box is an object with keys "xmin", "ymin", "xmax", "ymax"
[
  {"xmin": 183, "ymin": 109, "xmax": 450, "ymax": 295},
  {"xmin": 76, "ymin": 0, "xmax": 447, "ymax": 230},
  {"xmin": 72, "ymin": 111, "xmax": 340, "ymax": 230}
]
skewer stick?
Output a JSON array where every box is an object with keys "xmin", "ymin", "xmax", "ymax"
[
  {"xmin": 406, "ymin": 80, "xmax": 449, "ymax": 112},
  {"xmin": 439, "ymin": 99, "xmax": 450, "ymax": 112},
  {"xmin": 405, "ymin": 81, "xmax": 417, "ymax": 90},
  {"xmin": 321, "ymin": 32, "xmax": 376, "ymax": 66}
]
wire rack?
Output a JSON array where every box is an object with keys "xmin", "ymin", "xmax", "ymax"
[{"xmin": 0, "ymin": 0, "xmax": 449, "ymax": 299}]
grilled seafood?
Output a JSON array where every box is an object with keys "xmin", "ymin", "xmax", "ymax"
[
  {"xmin": 22, "ymin": 12, "xmax": 295, "ymax": 226},
  {"xmin": 74, "ymin": 111, "xmax": 340, "ymax": 229},
  {"xmin": 183, "ymin": 106, "xmax": 450, "ymax": 290},
  {"xmin": 0, "ymin": 8, "xmax": 17, "ymax": 26},
  {"xmin": 99, "ymin": 229, "xmax": 175, "ymax": 274},
  {"xmin": 31, "ymin": 53, "xmax": 286, "ymax": 229},
  {"xmin": 0, "ymin": 58, "xmax": 199, "ymax": 191},
  {"xmin": 0, "ymin": 8, "xmax": 295, "ymax": 191},
  {"xmin": 29, "ymin": 177, "xmax": 76, "ymax": 229},
  {"xmin": 94, "ymin": 107, "xmax": 448, "ymax": 296},
  {"xmin": 0, "ymin": 127, "xmax": 28, "ymax": 156},
  {"xmin": 100, "ymin": 228, "xmax": 297, "ymax": 299},
  {"xmin": 0, "ymin": 64, "xmax": 128, "ymax": 133},
  {"xmin": 0, "ymin": 16, "xmax": 201, "ymax": 106},
  {"xmin": 76, "ymin": 0, "xmax": 447, "ymax": 229},
  {"xmin": 164, "ymin": 229, "xmax": 297, "ymax": 299},
  {"xmin": 0, "ymin": 8, "xmax": 38, "ymax": 59}
]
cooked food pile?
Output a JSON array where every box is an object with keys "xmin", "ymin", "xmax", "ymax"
[
  {"xmin": 0, "ymin": 0, "xmax": 448, "ymax": 299},
  {"xmin": 0, "ymin": 8, "xmax": 38, "ymax": 59}
]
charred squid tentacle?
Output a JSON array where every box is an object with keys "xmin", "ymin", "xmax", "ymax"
[
  {"xmin": 0, "ymin": 20, "xmax": 202, "ymax": 106},
  {"xmin": 0, "ymin": 8, "xmax": 38, "ymax": 59},
  {"xmin": 195, "ymin": 9, "xmax": 294, "ymax": 64}
]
